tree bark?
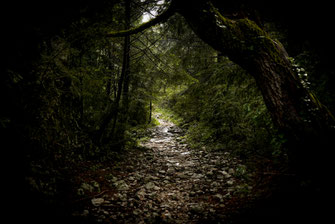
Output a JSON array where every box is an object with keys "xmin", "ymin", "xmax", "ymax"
[
  {"xmin": 106, "ymin": 44, "xmax": 114, "ymax": 97},
  {"xmin": 95, "ymin": 0, "xmax": 131, "ymax": 144},
  {"xmin": 176, "ymin": 2, "xmax": 300, "ymax": 130},
  {"xmin": 148, "ymin": 98, "xmax": 152, "ymax": 124},
  {"xmin": 121, "ymin": 0, "xmax": 131, "ymax": 124},
  {"xmin": 175, "ymin": 0, "xmax": 335, "ymax": 178},
  {"xmin": 112, "ymin": 0, "xmax": 131, "ymax": 138}
]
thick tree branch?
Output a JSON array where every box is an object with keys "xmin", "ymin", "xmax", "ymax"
[
  {"xmin": 177, "ymin": 1, "xmax": 335, "ymax": 144},
  {"xmin": 107, "ymin": 3, "xmax": 176, "ymax": 37}
]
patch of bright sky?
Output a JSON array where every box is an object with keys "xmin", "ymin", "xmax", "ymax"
[{"xmin": 141, "ymin": 0, "xmax": 165, "ymax": 22}]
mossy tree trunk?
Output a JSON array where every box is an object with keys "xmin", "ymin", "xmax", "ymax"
[{"xmin": 176, "ymin": 0, "xmax": 334, "ymax": 178}]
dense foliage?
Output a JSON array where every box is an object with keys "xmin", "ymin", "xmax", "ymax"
[
  {"xmin": 149, "ymin": 16, "xmax": 284, "ymax": 164},
  {"xmin": 2, "ymin": 1, "xmax": 171, "ymax": 219},
  {"xmin": 2, "ymin": 0, "xmax": 335, "ymax": 223}
]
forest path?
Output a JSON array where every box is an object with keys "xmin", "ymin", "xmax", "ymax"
[{"xmin": 73, "ymin": 114, "xmax": 251, "ymax": 223}]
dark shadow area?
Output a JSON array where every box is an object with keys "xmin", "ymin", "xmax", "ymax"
[{"xmin": 2, "ymin": 0, "xmax": 335, "ymax": 223}]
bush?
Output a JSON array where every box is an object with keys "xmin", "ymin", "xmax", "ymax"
[{"xmin": 162, "ymin": 58, "xmax": 284, "ymax": 162}]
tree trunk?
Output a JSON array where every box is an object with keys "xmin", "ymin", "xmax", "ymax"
[
  {"xmin": 176, "ymin": 1, "xmax": 335, "ymax": 178},
  {"xmin": 106, "ymin": 45, "xmax": 114, "ymax": 97},
  {"xmin": 148, "ymin": 98, "xmax": 152, "ymax": 124},
  {"xmin": 120, "ymin": 0, "xmax": 131, "ymax": 126},
  {"xmin": 95, "ymin": 0, "xmax": 131, "ymax": 144}
]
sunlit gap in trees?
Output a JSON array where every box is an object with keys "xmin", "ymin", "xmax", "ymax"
[{"xmin": 141, "ymin": 0, "xmax": 166, "ymax": 22}]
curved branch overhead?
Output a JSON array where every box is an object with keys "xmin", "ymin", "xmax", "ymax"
[
  {"xmin": 107, "ymin": 2, "xmax": 176, "ymax": 37},
  {"xmin": 107, "ymin": 0, "xmax": 334, "ymax": 136}
]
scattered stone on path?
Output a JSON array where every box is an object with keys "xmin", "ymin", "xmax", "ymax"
[
  {"xmin": 73, "ymin": 115, "xmax": 252, "ymax": 224},
  {"xmin": 114, "ymin": 180, "xmax": 129, "ymax": 191}
]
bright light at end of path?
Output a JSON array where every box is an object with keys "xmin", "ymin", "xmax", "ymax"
[{"xmin": 141, "ymin": 0, "xmax": 165, "ymax": 23}]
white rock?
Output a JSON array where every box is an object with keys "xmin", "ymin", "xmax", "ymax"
[
  {"xmin": 221, "ymin": 171, "xmax": 228, "ymax": 175},
  {"xmin": 136, "ymin": 189, "xmax": 146, "ymax": 200},
  {"xmin": 227, "ymin": 180, "xmax": 234, "ymax": 185},
  {"xmin": 114, "ymin": 180, "xmax": 129, "ymax": 191},
  {"xmin": 221, "ymin": 170, "xmax": 231, "ymax": 178},
  {"xmin": 80, "ymin": 182, "xmax": 94, "ymax": 192},
  {"xmin": 145, "ymin": 182, "xmax": 156, "ymax": 190},
  {"xmin": 228, "ymin": 168, "xmax": 235, "ymax": 174},
  {"xmin": 91, "ymin": 198, "xmax": 104, "ymax": 206},
  {"xmin": 214, "ymin": 194, "xmax": 224, "ymax": 202},
  {"xmin": 167, "ymin": 167, "xmax": 175, "ymax": 174},
  {"xmin": 82, "ymin": 210, "xmax": 89, "ymax": 216}
]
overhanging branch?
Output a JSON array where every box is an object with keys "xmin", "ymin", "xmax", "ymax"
[{"xmin": 107, "ymin": 4, "xmax": 176, "ymax": 37}]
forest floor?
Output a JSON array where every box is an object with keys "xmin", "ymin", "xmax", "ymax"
[{"xmin": 70, "ymin": 114, "xmax": 256, "ymax": 223}]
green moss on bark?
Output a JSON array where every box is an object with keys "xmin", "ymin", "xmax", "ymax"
[{"xmin": 209, "ymin": 3, "xmax": 287, "ymax": 65}]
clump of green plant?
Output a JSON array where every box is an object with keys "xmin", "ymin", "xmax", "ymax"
[{"xmin": 163, "ymin": 57, "xmax": 285, "ymax": 162}]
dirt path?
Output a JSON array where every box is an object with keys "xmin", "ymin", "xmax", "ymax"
[{"xmin": 73, "ymin": 115, "xmax": 252, "ymax": 223}]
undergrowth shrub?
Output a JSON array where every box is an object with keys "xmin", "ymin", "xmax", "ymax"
[{"xmin": 161, "ymin": 59, "xmax": 286, "ymax": 163}]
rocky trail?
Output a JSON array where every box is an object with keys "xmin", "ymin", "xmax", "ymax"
[{"xmin": 72, "ymin": 115, "xmax": 252, "ymax": 223}]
